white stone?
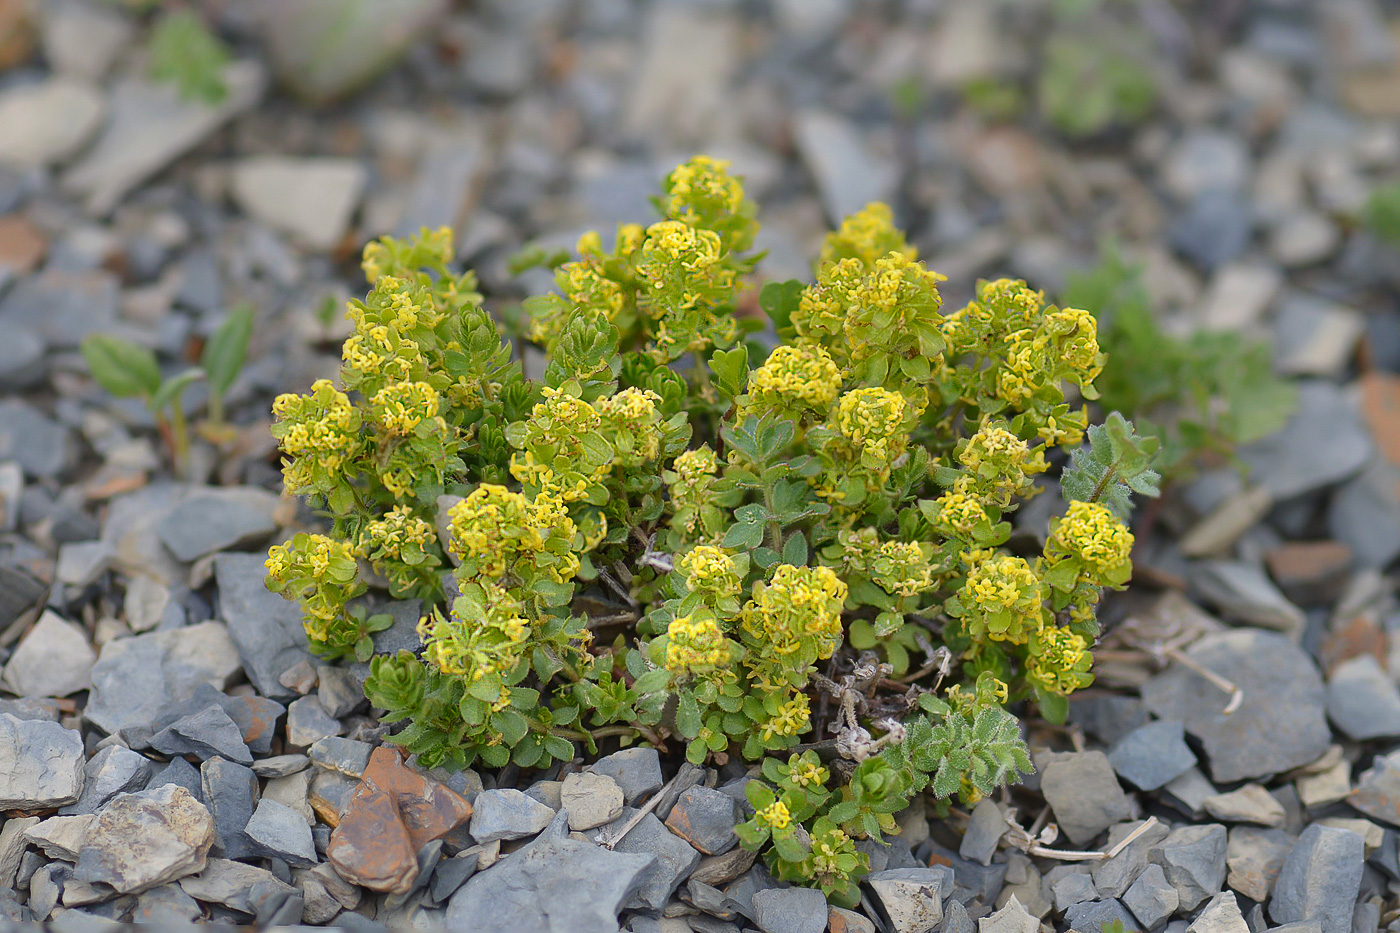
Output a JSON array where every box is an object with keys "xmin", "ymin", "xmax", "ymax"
[
  {"xmin": 0, "ymin": 77, "xmax": 105, "ymax": 168},
  {"xmin": 41, "ymin": 0, "xmax": 135, "ymax": 81},
  {"xmin": 2, "ymin": 611, "xmax": 97, "ymax": 698},
  {"xmin": 1195, "ymin": 264, "xmax": 1281, "ymax": 332},
  {"xmin": 231, "ymin": 156, "xmax": 368, "ymax": 251}
]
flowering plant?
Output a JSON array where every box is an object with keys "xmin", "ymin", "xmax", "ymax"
[{"xmin": 266, "ymin": 156, "xmax": 1158, "ymax": 902}]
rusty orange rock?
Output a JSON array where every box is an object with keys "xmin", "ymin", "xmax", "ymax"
[{"xmin": 360, "ymin": 747, "xmax": 473, "ymax": 850}]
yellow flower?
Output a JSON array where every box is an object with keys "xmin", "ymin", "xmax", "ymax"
[
  {"xmin": 372, "ymin": 381, "xmax": 439, "ymax": 435},
  {"xmin": 664, "ymin": 613, "xmax": 731, "ymax": 673},
  {"xmin": 1047, "ymin": 501, "xmax": 1134, "ymax": 577},
  {"xmin": 747, "ymin": 345, "xmax": 842, "ymax": 415},
  {"xmin": 1026, "ymin": 624, "xmax": 1093, "ymax": 696},
  {"xmin": 819, "ymin": 202, "xmax": 914, "ymax": 268},
  {"xmin": 755, "ymin": 800, "xmax": 791, "ymax": 830},
  {"xmin": 836, "ymin": 387, "xmax": 909, "ymax": 460},
  {"xmin": 761, "ymin": 692, "xmax": 811, "ymax": 740}
]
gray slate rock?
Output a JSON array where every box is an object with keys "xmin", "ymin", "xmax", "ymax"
[
  {"xmin": 286, "ymin": 695, "xmax": 344, "ymax": 748},
  {"xmin": 155, "ymin": 487, "xmax": 281, "ymax": 562},
  {"xmin": 0, "ymin": 269, "xmax": 118, "ymax": 351},
  {"xmin": 60, "ymin": 745, "xmax": 154, "ymax": 816},
  {"xmin": 1188, "ymin": 891, "xmax": 1250, "ymax": 933},
  {"xmin": 562, "ymin": 771, "xmax": 625, "ymax": 831},
  {"xmin": 309, "ymin": 736, "xmax": 373, "ymax": 777},
  {"xmin": 588, "ymin": 747, "xmax": 664, "ymax": 805},
  {"xmin": 1124, "ymin": 862, "xmax": 1178, "ymax": 929},
  {"xmin": 243, "ymin": 798, "xmax": 317, "ymax": 868},
  {"xmin": 84, "ymin": 622, "xmax": 242, "ymax": 740},
  {"xmin": 1062, "ymin": 898, "xmax": 1138, "ymax": 933},
  {"xmin": 429, "ymin": 851, "xmax": 479, "ymax": 905},
  {"xmin": 178, "ymin": 857, "xmax": 298, "ymax": 917},
  {"xmin": 865, "ymin": 867, "xmax": 952, "ymax": 933},
  {"xmin": 1092, "ymin": 819, "xmax": 1172, "ymax": 898},
  {"xmin": 750, "ymin": 886, "xmax": 827, "ymax": 933},
  {"xmin": 665, "ymin": 785, "xmax": 740, "ymax": 855},
  {"xmin": 1051, "ymin": 869, "xmax": 1097, "ymax": 911},
  {"xmin": 150, "ymin": 703, "xmax": 253, "ymax": 764},
  {"xmin": 1328, "ymin": 460, "xmax": 1400, "ymax": 569},
  {"xmin": 1326, "ymin": 654, "xmax": 1400, "ymax": 740},
  {"xmin": 592, "ymin": 808, "xmax": 699, "ymax": 914},
  {"xmin": 959, "ymin": 797, "xmax": 1004, "ymax": 866},
  {"xmin": 1, "ymin": 610, "xmax": 95, "ymax": 698},
  {"xmin": 1150, "ymin": 824, "xmax": 1228, "ymax": 912},
  {"xmin": 1140, "ymin": 630, "xmax": 1330, "ymax": 783},
  {"xmin": 201, "ymin": 756, "xmax": 259, "ymax": 860},
  {"xmin": 73, "ymin": 784, "xmax": 214, "ymax": 895},
  {"xmin": 0, "ymin": 76, "xmax": 104, "ymax": 167},
  {"xmin": 1349, "ymin": 749, "xmax": 1400, "ymax": 826},
  {"xmin": 146, "ymin": 756, "xmax": 203, "ymax": 803},
  {"xmin": 1189, "ymin": 561, "xmax": 1306, "ymax": 635},
  {"xmin": 1225, "ymin": 826, "xmax": 1293, "ymax": 903},
  {"xmin": 978, "ymin": 895, "xmax": 1039, "ymax": 933},
  {"xmin": 1039, "ymin": 751, "xmax": 1132, "ymax": 846},
  {"xmin": 446, "ymin": 830, "xmax": 655, "ymax": 933},
  {"xmin": 214, "ymin": 553, "xmax": 313, "ymax": 700},
  {"xmin": 1239, "ymin": 381, "xmax": 1371, "ymax": 500},
  {"xmin": 794, "ymin": 110, "xmax": 897, "ymax": 225},
  {"xmin": 470, "ymin": 788, "xmax": 556, "ymax": 843},
  {"xmin": 0, "ymin": 399, "xmax": 77, "ymax": 478},
  {"xmin": 0, "ymin": 714, "xmax": 85, "ymax": 809},
  {"xmin": 1269, "ymin": 825, "xmax": 1364, "ymax": 933},
  {"xmin": 1109, "ymin": 719, "xmax": 1197, "ymax": 791}
]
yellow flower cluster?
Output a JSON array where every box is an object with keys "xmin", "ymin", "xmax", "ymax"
[
  {"xmin": 642, "ymin": 221, "xmax": 722, "ymax": 280},
  {"xmin": 742, "ymin": 565, "xmax": 848, "ymax": 661},
  {"xmin": 271, "ymin": 380, "xmax": 362, "ymax": 492},
  {"xmin": 929, "ymin": 488, "xmax": 989, "ymax": 536},
  {"xmin": 959, "ymin": 551, "xmax": 1044, "ymax": 644},
  {"xmin": 793, "ymin": 257, "xmax": 863, "ymax": 355},
  {"xmin": 371, "ymin": 381, "xmax": 440, "ymax": 435},
  {"xmin": 747, "ymin": 345, "xmax": 843, "ymax": 417},
  {"xmin": 668, "ymin": 445, "xmax": 720, "ymax": 537},
  {"xmin": 663, "ymin": 156, "xmax": 744, "ymax": 226},
  {"xmin": 818, "ymin": 202, "xmax": 914, "ymax": 268},
  {"xmin": 1026, "ymin": 624, "xmax": 1093, "ymax": 695},
  {"xmin": 264, "ymin": 533, "xmax": 362, "ymax": 645},
  {"xmin": 840, "ymin": 529, "xmax": 935, "ymax": 598},
  {"xmin": 343, "ymin": 325, "xmax": 417, "ymax": 381},
  {"xmin": 755, "ymin": 799, "xmax": 792, "ymax": 830},
  {"xmin": 792, "ymin": 757, "xmax": 828, "ymax": 789},
  {"xmin": 956, "ymin": 422, "xmax": 1046, "ymax": 508},
  {"xmin": 810, "ymin": 824, "xmax": 856, "ymax": 876},
  {"xmin": 836, "ymin": 387, "xmax": 910, "ymax": 462},
  {"xmin": 761, "ymin": 692, "xmax": 812, "ymax": 740},
  {"xmin": 664, "ymin": 613, "xmax": 731, "ymax": 673},
  {"xmin": 358, "ymin": 505, "xmax": 435, "ymax": 561},
  {"xmin": 1047, "ymin": 501, "xmax": 1134, "ymax": 577},
  {"xmin": 678, "ymin": 546, "xmax": 741, "ymax": 601},
  {"xmin": 1045, "ymin": 306, "xmax": 1102, "ymax": 378},
  {"xmin": 418, "ymin": 583, "xmax": 532, "ymax": 681},
  {"xmin": 446, "ymin": 484, "xmax": 579, "ymax": 584},
  {"xmin": 597, "ymin": 387, "xmax": 665, "ymax": 465}
]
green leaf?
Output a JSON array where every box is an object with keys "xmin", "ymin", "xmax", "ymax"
[
  {"xmin": 1035, "ymin": 685, "xmax": 1069, "ymax": 725},
  {"xmin": 493, "ymin": 709, "xmax": 529, "ymax": 746},
  {"xmin": 722, "ymin": 520, "xmax": 764, "ymax": 550},
  {"xmin": 202, "ymin": 304, "xmax": 254, "ymax": 399},
  {"xmin": 781, "ymin": 530, "xmax": 808, "ymax": 566},
  {"xmin": 150, "ymin": 367, "xmax": 205, "ymax": 417},
  {"xmin": 81, "ymin": 334, "xmax": 162, "ymax": 399},
  {"xmin": 632, "ymin": 670, "xmax": 670, "ymax": 695},
  {"xmin": 758, "ymin": 280, "xmax": 804, "ymax": 337},
  {"xmin": 708, "ymin": 345, "xmax": 750, "ymax": 400},
  {"xmin": 147, "ymin": 10, "xmax": 231, "ymax": 104},
  {"xmin": 353, "ymin": 635, "xmax": 373, "ymax": 663},
  {"xmin": 544, "ymin": 734, "xmax": 575, "ymax": 761},
  {"xmin": 676, "ymin": 692, "xmax": 702, "ymax": 739}
]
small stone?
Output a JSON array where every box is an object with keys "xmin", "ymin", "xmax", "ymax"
[
  {"xmin": 310, "ymin": 769, "xmax": 358, "ymax": 825},
  {"xmin": 1093, "ymin": 819, "xmax": 1173, "ymax": 898},
  {"xmin": 978, "ymin": 895, "xmax": 1039, "ymax": 933},
  {"xmin": 244, "ymin": 798, "xmax": 317, "ymax": 868},
  {"xmin": 864, "ymin": 867, "xmax": 951, "ymax": 933},
  {"xmin": 1, "ymin": 610, "xmax": 96, "ymax": 697},
  {"xmin": 146, "ymin": 756, "xmax": 202, "ymax": 802},
  {"xmin": 286, "ymin": 695, "xmax": 343, "ymax": 748},
  {"xmin": 59, "ymin": 745, "xmax": 153, "ymax": 816},
  {"xmin": 1226, "ymin": 826, "xmax": 1291, "ymax": 902},
  {"xmin": 470, "ymin": 788, "xmax": 555, "ymax": 843},
  {"xmin": 665, "ymin": 785, "xmax": 740, "ymax": 855},
  {"xmin": 446, "ymin": 829, "xmax": 655, "ymax": 933},
  {"xmin": 178, "ymin": 857, "xmax": 297, "ymax": 916},
  {"xmin": 0, "ymin": 399, "xmax": 77, "ymax": 479},
  {"xmin": 41, "ymin": 0, "xmax": 135, "ymax": 81},
  {"xmin": 0, "ymin": 714, "xmax": 85, "ymax": 809},
  {"xmin": 1190, "ymin": 560, "xmax": 1306, "ymax": 635},
  {"xmin": 750, "ymin": 886, "xmax": 828, "ymax": 933},
  {"xmin": 317, "ymin": 665, "xmax": 366, "ymax": 718},
  {"xmin": 231, "ymin": 156, "xmax": 367, "ymax": 251},
  {"xmin": 0, "ymin": 77, "xmax": 105, "ymax": 167},
  {"xmin": 1068, "ymin": 693, "xmax": 1151, "ymax": 746},
  {"xmin": 1269, "ymin": 824, "xmax": 1364, "ymax": 933},
  {"xmin": 1298, "ymin": 757, "xmax": 1351, "ymax": 809},
  {"xmin": 55, "ymin": 540, "xmax": 112, "ymax": 586},
  {"xmin": 1141, "ymin": 630, "xmax": 1331, "ymax": 783},
  {"xmin": 1188, "ymin": 890, "xmax": 1250, "ymax": 933},
  {"xmin": 252, "ymin": 755, "xmax": 310, "ymax": 780},
  {"xmin": 73, "ymin": 784, "xmax": 214, "ymax": 894},
  {"xmin": 1109, "ymin": 719, "xmax": 1198, "ymax": 791},
  {"xmin": 588, "ymin": 747, "xmax": 664, "ymax": 805},
  {"xmin": 828, "ymin": 905, "xmax": 877, "ymax": 933},
  {"xmin": 794, "ymin": 110, "xmax": 897, "ymax": 225},
  {"xmin": 279, "ymin": 658, "xmax": 318, "ymax": 694},
  {"xmin": 24, "ymin": 814, "xmax": 94, "ymax": 861},
  {"xmin": 149, "ymin": 703, "xmax": 253, "ymax": 764},
  {"xmin": 123, "ymin": 575, "xmax": 170, "ymax": 633},
  {"xmin": 960, "ymin": 797, "xmax": 1004, "ymax": 866},
  {"xmin": 1239, "ymin": 381, "xmax": 1371, "ymax": 501},
  {"xmin": 84, "ymin": 622, "xmax": 242, "ymax": 740},
  {"xmin": 1124, "ymin": 863, "xmax": 1179, "ymax": 930},
  {"xmin": 689, "ymin": 846, "xmax": 759, "ymax": 888},
  {"xmin": 1272, "ymin": 294, "xmax": 1365, "ymax": 377},
  {"xmin": 155, "ymin": 486, "xmax": 281, "ymax": 562},
  {"xmin": 589, "ymin": 808, "xmax": 700, "ymax": 914},
  {"xmin": 1326, "ymin": 655, "xmax": 1400, "ymax": 740},
  {"xmin": 0, "ymin": 270, "xmax": 117, "ymax": 353},
  {"xmin": 214, "ymin": 552, "xmax": 313, "ymax": 699},
  {"xmin": 1052, "ymin": 870, "xmax": 1098, "ymax": 911},
  {"xmin": 561, "ymin": 771, "xmax": 625, "ymax": 832},
  {"xmin": 428, "ymin": 851, "xmax": 479, "ymax": 905},
  {"xmin": 1202, "ymin": 784, "xmax": 1286, "ymax": 827},
  {"xmin": 1150, "ymin": 823, "xmax": 1228, "ymax": 912},
  {"xmin": 1063, "ymin": 899, "xmax": 1139, "ymax": 933},
  {"xmin": 1039, "ymin": 751, "xmax": 1132, "ymax": 846},
  {"xmin": 1265, "ymin": 541, "xmax": 1354, "ymax": 606},
  {"xmin": 309, "ymin": 736, "xmax": 374, "ymax": 777},
  {"xmin": 1270, "ymin": 211, "xmax": 1341, "ymax": 267},
  {"xmin": 1163, "ymin": 131, "xmax": 1251, "ymax": 200},
  {"xmin": 131, "ymin": 882, "xmax": 201, "ymax": 924},
  {"xmin": 200, "ymin": 756, "xmax": 259, "ymax": 861},
  {"xmin": 1196, "ymin": 263, "xmax": 1281, "ymax": 332},
  {"xmin": 263, "ymin": 768, "xmax": 313, "ymax": 826}
]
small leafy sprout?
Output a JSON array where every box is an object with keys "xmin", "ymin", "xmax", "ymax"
[
  {"xmin": 82, "ymin": 334, "xmax": 201, "ymax": 472},
  {"xmin": 200, "ymin": 304, "xmax": 254, "ymax": 436},
  {"xmin": 1365, "ymin": 182, "xmax": 1400, "ymax": 245},
  {"xmin": 148, "ymin": 9, "xmax": 231, "ymax": 105},
  {"xmin": 266, "ymin": 159, "xmax": 1162, "ymax": 903}
]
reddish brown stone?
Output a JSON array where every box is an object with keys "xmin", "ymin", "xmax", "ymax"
[
  {"xmin": 1264, "ymin": 540, "xmax": 1354, "ymax": 606},
  {"xmin": 0, "ymin": 0, "xmax": 34, "ymax": 71},
  {"xmin": 1320, "ymin": 614, "xmax": 1388, "ymax": 678},
  {"xmin": 1363, "ymin": 372, "xmax": 1400, "ymax": 469},
  {"xmin": 222, "ymin": 694, "xmax": 284, "ymax": 755},
  {"xmin": 0, "ymin": 215, "xmax": 46, "ymax": 275},
  {"xmin": 360, "ymin": 747, "xmax": 473, "ymax": 850},
  {"xmin": 326, "ymin": 784, "xmax": 418, "ymax": 894}
]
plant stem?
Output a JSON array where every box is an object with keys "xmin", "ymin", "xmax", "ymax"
[
  {"xmin": 207, "ymin": 390, "xmax": 225, "ymax": 430},
  {"xmin": 169, "ymin": 404, "xmax": 191, "ymax": 477},
  {"xmin": 762, "ymin": 480, "xmax": 784, "ymax": 553}
]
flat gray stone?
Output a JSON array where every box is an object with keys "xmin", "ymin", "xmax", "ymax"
[
  {"xmin": 1269, "ymin": 824, "xmax": 1364, "ymax": 933},
  {"xmin": 309, "ymin": 736, "xmax": 373, "ymax": 777},
  {"xmin": 1109, "ymin": 719, "xmax": 1197, "ymax": 791},
  {"xmin": 155, "ymin": 486, "xmax": 281, "ymax": 562},
  {"xmin": 865, "ymin": 867, "xmax": 953, "ymax": 933},
  {"xmin": 24, "ymin": 813, "xmax": 94, "ymax": 860},
  {"xmin": 1140, "ymin": 630, "xmax": 1330, "ymax": 783},
  {"xmin": 243, "ymin": 798, "xmax": 317, "ymax": 868},
  {"xmin": 750, "ymin": 886, "xmax": 827, "ymax": 933},
  {"xmin": 1188, "ymin": 890, "xmax": 1250, "ymax": 933},
  {"xmin": 1202, "ymin": 784, "xmax": 1287, "ymax": 827},
  {"xmin": 0, "ymin": 399, "xmax": 77, "ymax": 478},
  {"xmin": 1051, "ymin": 869, "xmax": 1097, "ymax": 911},
  {"xmin": 1189, "ymin": 561, "xmax": 1306, "ymax": 635},
  {"xmin": 1226, "ymin": 826, "xmax": 1292, "ymax": 903},
  {"xmin": 561, "ymin": 771, "xmax": 625, "ymax": 832},
  {"xmin": 84, "ymin": 622, "xmax": 242, "ymax": 740},
  {"xmin": 214, "ymin": 552, "xmax": 313, "ymax": 700},
  {"xmin": 1326, "ymin": 654, "xmax": 1400, "ymax": 740},
  {"xmin": 73, "ymin": 784, "xmax": 214, "ymax": 895},
  {"xmin": 959, "ymin": 797, "xmax": 1004, "ymax": 866},
  {"xmin": 1150, "ymin": 823, "xmax": 1228, "ymax": 912},
  {"xmin": 1092, "ymin": 819, "xmax": 1172, "ymax": 898},
  {"xmin": 1124, "ymin": 863, "xmax": 1179, "ymax": 930},
  {"xmin": 150, "ymin": 703, "xmax": 253, "ymax": 764},
  {"xmin": 664, "ymin": 785, "xmax": 740, "ymax": 855},
  {"xmin": 200, "ymin": 756, "xmax": 259, "ymax": 861},
  {"xmin": 286, "ymin": 695, "xmax": 344, "ymax": 748},
  {"xmin": 231, "ymin": 156, "xmax": 368, "ymax": 251},
  {"xmin": 0, "ymin": 714, "xmax": 85, "ymax": 809},
  {"xmin": 446, "ymin": 830, "xmax": 655, "ymax": 933},
  {"xmin": 587, "ymin": 747, "xmax": 663, "ymax": 805},
  {"xmin": 1239, "ymin": 381, "xmax": 1371, "ymax": 500},
  {"xmin": 0, "ymin": 77, "xmax": 105, "ymax": 167},
  {"xmin": 60, "ymin": 745, "xmax": 154, "ymax": 816},
  {"xmin": 977, "ymin": 895, "xmax": 1039, "ymax": 933},
  {"xmin": 178, "ymin": 857, "xmax": 297, "ymax": 916},
  {"xmin": 794, "ymin": 109, "xmax": 897, "ymax": 225},
  {"xmin": 470, "ymin": 789, "xmax": 556, "ymax": 843},
  {"xmin": 599, "ymin": 808, "xmax": 699, "ymax": 914},
  {"xmin": 1, "ymin": 610, "xmax": 96, "ymax": 698},
  {"xmin": 1039, "ymin": 751, "xmax": 1132, "ymax": 846},
  {"xmin": 1063, "ymin": 898, "xmax": 1138, "ymax": 933}
]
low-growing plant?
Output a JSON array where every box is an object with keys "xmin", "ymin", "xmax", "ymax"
[
  {"xmin": 1365, "ymin": 181, "xmax": 1400, "ymax": 245},
  {"xmin": 1037, "ymin": 0, "xmax": 1156, "ymax": 139},
  {"xmin": 265, "ymin": 158, "xmax": 1159, "ymax": 903},
  {"xmin": 147, "ymin": 9, "xmax": 231, "ymax": 105},
  {"xmin": 82, "ymin": 304, "xmax": 255, "ymax": 466},
  {"xmin": 1061, "ymin": 243, "xmax": 1297, "ymax": 479}
]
